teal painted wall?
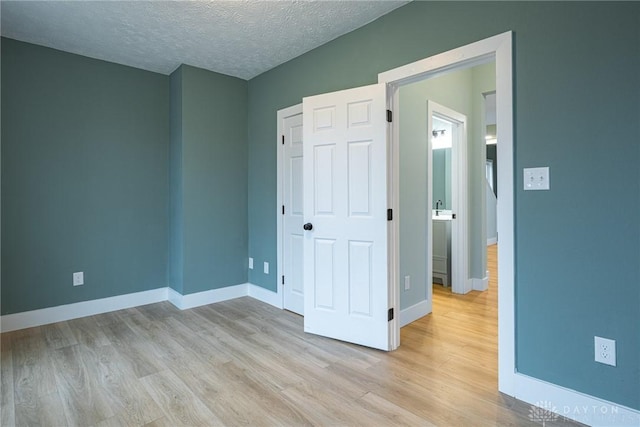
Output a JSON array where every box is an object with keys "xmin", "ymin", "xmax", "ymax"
[
  {"xmin": 247, "ymin": 2, "xmax": 640, "ymax": 409},
  {"xmin": 170, "ymin": 65, "xmax": 248, "ymax": 295},
  {"xmin": 511, "ymin": 4, "xmax": 639, "ymax": 410},
  {"xmin": 169, "ymin": 67, "xmax": 184, "ymax": 294},
  {"xmin": 1, "ymin": 38, "xmax": 170, "ymax": 314}
]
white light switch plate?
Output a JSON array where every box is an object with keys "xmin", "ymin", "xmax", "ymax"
[
  {"xmin": 248, "ymin": 257, "xmax": 253, "ymax": 269},
  {"xmin": 263, "ymin": 262, "xmax": 269, "ymax": 274},
  {"xmin": 524, "ymin": 167, "xmax": 550, "ymax": 190}
]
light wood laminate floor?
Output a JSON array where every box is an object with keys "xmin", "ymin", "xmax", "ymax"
[{"xmin": 1, "ymin": 245, "xmax": 582, "ymax": 426}]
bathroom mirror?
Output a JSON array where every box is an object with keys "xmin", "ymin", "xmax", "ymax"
[{"xmin": 432, "ymin": 116, "xmax": 452, "ymax": 210}]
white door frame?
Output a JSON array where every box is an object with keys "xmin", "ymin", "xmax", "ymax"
[
  {"xmin": 276, "ymin": 103, "xmax": 303, "ymax": 311},
  {"xmin": 379, "ymin": 31, "xmax": 515, "ymax": 395},
  {"xmin": 428, "ymin": 102, "xmax": 469, "ymax": 296}
]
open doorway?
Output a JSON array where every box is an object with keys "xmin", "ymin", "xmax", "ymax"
[
  {"xmin": 396, "ymin": 61, "xmax": 495, "ymax": 327},
  {"xmin": 381, "ymin": 32, "xmax": 514, "ymax": 392},
  {"xmin": 429, "ymin": 102, "xmax": 469, "ymax": 296}
]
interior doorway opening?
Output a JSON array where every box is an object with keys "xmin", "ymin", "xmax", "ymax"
[
  {"xmin": 396, "ymin": 61, "xmax": 495, "ymax": 328},
  {"xmin": 380, "ymin": 31, "xmax": 514, "ymax": 392}
]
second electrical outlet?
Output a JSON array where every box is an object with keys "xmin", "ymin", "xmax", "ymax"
[{"xmin": 73, "ymin": 271, "xmax": 84, "ymax": 286}]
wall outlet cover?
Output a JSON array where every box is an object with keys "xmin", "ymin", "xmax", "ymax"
[
  {"xmin": 73, "ymin": 271, "xmax": 84, "ymax": 286},
  {"xmin": 248, "ymin": 257, "xmax": 254, "ymax": 269},
  {"xmin": 594, "ymin": 336, "xmax": 616, "ymax": 366},
  {"xmin": 263, "ymin": 262, "xmax": 269, "ymax": 274}
]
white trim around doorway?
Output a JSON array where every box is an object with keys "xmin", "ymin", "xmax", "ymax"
[
  {"xmin": 378, "ymin": 30, "xmax": 516, "ymax": 395},
  {"xmin": 276, "ymin": 103, "xmax": 302, "ymax": 312}
]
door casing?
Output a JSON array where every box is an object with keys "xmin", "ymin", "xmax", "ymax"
[
  {"xmin": 276, "ymin": 104, "xmax": 303, "ymax": 312},
  {"xmin": 379, "ymin": 31, "xmax": 515, "ymax": 394}
]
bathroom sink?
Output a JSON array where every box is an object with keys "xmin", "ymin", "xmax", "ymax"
[{"xmin": 433, "ymin": 211, "xmax": 453, "ymax": 220}]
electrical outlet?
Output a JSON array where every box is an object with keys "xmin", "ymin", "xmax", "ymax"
[
  {"xmin": 594, "ymin": 336, "xmax": 616, "ymax": 366},
  {"xmin": 404, "ymin": 275, "xmax": 411, "ymax": 291},
  {"xmin": 249, "ymin": 257, "xmax": 254, "ymax": 269},
  {"xmin": 73, "ymin": 271, "xmax": 84, "ymax": 286},
  {"xmin": 263, "ymin": 262, "xmax": 269, "ymax": 274}
]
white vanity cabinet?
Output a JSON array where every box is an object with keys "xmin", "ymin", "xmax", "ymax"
[{"xmin": 433, "ymin": 218, "xmax": 452, "ymax": 286}]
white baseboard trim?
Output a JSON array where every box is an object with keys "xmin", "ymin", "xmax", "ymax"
[
  {"xmin": 1, "ymin": 282, "xmax": 280, "ymax": 332},
  {"xmin": 0, "ymin": 287, "xmax": 168, "ymax": 333},
  {"xmin": 472, "ymin": 273, "xmax": 489, "ymax": 291},
  {"xmin": 399, "ymin": 299, "xmax": 430, "ymax": 327},
  {"xmin": 247, "ymin": 283, "xmax": 282, "ymax": 309},
  {"xmin": 487, "ymin": 236, "xmax": 498, "ymax": 245},
  {"xmin": 167, "ymin": 283, "xmax": 248, "ymax": 310},
  {"xmin": 167, "ymin": 287, "xmax": 183, "ymax": 309},
  {"xmin": 513, "ymin": 373, "xmax": 640, "ymax": 427}
]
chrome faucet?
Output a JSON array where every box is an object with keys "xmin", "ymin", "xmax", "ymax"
[{"xmin": 435, "ymin": 200, "xmax": 442, "ymax": 216}]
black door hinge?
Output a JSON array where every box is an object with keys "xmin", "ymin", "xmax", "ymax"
[
  {"xmin": 282, "ymin": 135, "xmax": 285, "ymax": 145},
  {"xmin": 386, "ymin": 110, "xmax": 393, "ymax": 123},
  {"xmin": 282, "ymin": 275, "xmax": 285, "ymax": 285},
  {"xmin": 388, "ymin": 308, "xmax": 394, "ymax": 321},
  {"xmin": 282, "ymin": 205, "xmax": 285, "ymax": 215},
  {"xmin": 387, "ymin": 209, "xmax": 393, "ymax": 221}
]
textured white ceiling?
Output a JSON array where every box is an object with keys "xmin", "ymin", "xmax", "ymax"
[{"xmin": 1, "ymin": 0, "xmax": 409, "ymax": 80}]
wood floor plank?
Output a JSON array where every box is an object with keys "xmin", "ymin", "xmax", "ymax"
[
  {"xmin": 10, "ymin": 327, "xmax": 58, "ymax": 405},
  {"xmin": 92, "ymin": 412, "xmax": 138, "ymax": 427},
  {"xmin": 166, "ymin": 308, "xmax": 216, "ymax": 334},
  {"xmin": 170, "ymin": 360, "xmax": 312, "ymax": 426},
  {"xmin": 279, "ymin": 379, "xmax": 366, "ymax": 425},
  {"xmin": 239, "ymin": 319, "xmax": 332, "ymax": 369},
  {"xmin": 139, "ymin": 369, "xmax": 222, "ymax": 426},
  {"xmin": 162, "ymin": 316, "xmax": 233, "ymax": 366},
  {"xmin": 191, "ymin": 305, "xmax": 259, "ymax": 337},
  {"xmin": 50, "ymin": 344, "xmax": 114, "ymax": 426},
  {"xmin": 1, "ymin": 333, "xmax": 15, "ymax": 427},
  {"xmin": 195, "ymin": 323, "xmax": 307, "ymax": 391},
  {"xmin": 100, "ymin": 319, "xmax": 166, "ymax": 379},
  {"xmin": 358, "ymin": 391, "xmax": 436, "ymax": 426},
  {"xmin": 118, "ymin": 308, "xmax": 211, "ymax": 370},
  {"xmin": 140, "ymin": 416, "xmax": 174, "ymax": 427},
  {"xmin": 14, "ymin": 390, "xmax": 68, "ymax": 427},
  {"xmin": 42, "ymin": 321, "xmax": 78, "ymax": 350},
  {"xmin": 324, "ymin": 358, "xmax": 481, "ymax": 425},
  {"xmin": 0, "ymin": 402, "xmax": 14, "ymax": 426},
  {"xmin": 81, "ymin": 343, "xmax": 162, "ymax": 426},
  {"xmin": 68, "ymin": 315, "xmax": 111, "ymax": 348},
  {"xmin": 134, "ymin": 301, "xmax": 180, "ymax": 323}
]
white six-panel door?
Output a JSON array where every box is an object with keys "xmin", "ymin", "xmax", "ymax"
[
  {"xmin": 302, "ymin": 83, "xmax": 391, "ymax": 350},
  {"xmin": 281, "ymin": 108, "xmax": 305, "ymax": 315}
]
